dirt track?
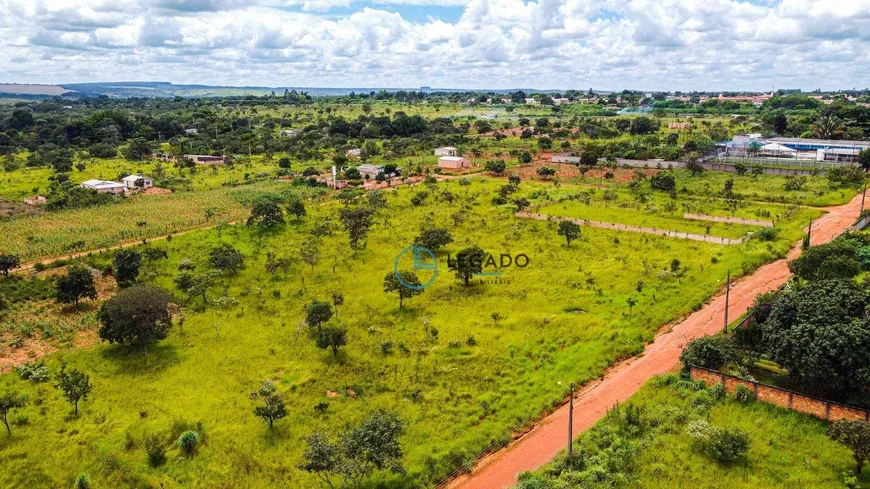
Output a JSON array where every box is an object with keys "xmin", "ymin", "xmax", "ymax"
[{"xmin": 444, "ymin": 189, "xmax": 868, "ymax": 489}]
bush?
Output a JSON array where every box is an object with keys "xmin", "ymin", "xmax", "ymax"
[
  {"xmin": 734, "ymin": 384, "xmax": 756, "ymax": 404},
  {"xmin": 679, "ymin": 335, "xmax": 736, "ymax": 371},
  {"xmin": 16, "ymin": 361, "xmax": 49, "ymax": 382},
  {"xmin": 687, "ymin": 420, "xmax": 750, "ymax": 463},
  {"xmin": 755, "ymin": 227, "xmax": 780, "ymax": 242},
  {"xmin": 650, "ymin": 172, "xmax": 676, "ymax": 191},
  {"xmin": 146, "ymin": 436, "xmax": 167, "ymax": 467},
  {"xmin": 178, "ymin": 430, "xmax": 200, "ymax": 456},
  {"xmin": 74, "ymin": 472, "xmax": 91, "ymax": 489}
]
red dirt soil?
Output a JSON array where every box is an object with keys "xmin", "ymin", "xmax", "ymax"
[{"xmin": 444, "ymin": 189, "xmax": 868, "ymax": 489}]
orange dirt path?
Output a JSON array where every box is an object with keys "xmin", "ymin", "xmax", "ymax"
[{"xmin": 444, "ymin": 189, "xmax": 867, "ymax": 489}]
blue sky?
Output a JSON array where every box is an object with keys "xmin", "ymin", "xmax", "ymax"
[{"xmin": 1, "ymin": 0, "xmax": 869, "ymax": 91}]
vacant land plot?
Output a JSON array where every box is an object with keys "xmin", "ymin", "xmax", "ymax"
[
  {"xmin": 0, "ymin": 176, "xmax": 835, "ymax": 488},
  {"xmin": 514, "ymin": 376, "xmax": 861, "ymax": 489}
]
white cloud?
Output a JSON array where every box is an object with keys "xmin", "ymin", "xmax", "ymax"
[{"xmin": 1, "ymin": 0, "xmax": 870, "ymax": 91}]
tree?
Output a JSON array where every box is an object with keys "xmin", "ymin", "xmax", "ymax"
[
  {"xmin": 485, "ymin": 160, "xmax": 506, "ymax": 175},
  {"xmin": 536, "ymin": 166, "xmax": 556, "ymax": 178},
  {"xmin": 56, "ymin": 265, "xmax": 97, "ymax": 309},
  {"xmin": 113, "ymin": 250, "xmax": 141, "ymax": 287},
  {"xmin": 384, "ymin": 271, "xmax": 424, "ymax": 308},
  {"xmin": 331, "ymin": 291, "xmax": 344, "ymax": 316},
  {"xmin": 679, "ymin": 335, "xmax": 737, "ymax": 371},
  {"xmin": 54, "ymin": 364, "xmax": 92, "ymax": 416},
  {"xmin": 761, "ymin": 279, "xmax": 870, "ymax": 395},
  {"xmin": 788, "ymin": 239, "xmax": 861, "ymax": 282},
  {"xmin": 306, "ymin": 301, "xmax": 333, "ymax": 332},
  {"xmin": 415, "ymin": 228, "xmax": 453, "ymax": 251},
  {"xmin": 368, "ymin": 190, "xmax": 387, "ymax": 208},
  {"xmin": 316, "ymin": 324, "xmax": 348, "ymax": 356},
  {"xmin": 0, "ymin": 254, "xmax": 19, "ymax": 277},
  {"xmin": 247, "ymin": 199, "xmax": 285, "ymax": 228},
  {"xmin": 829, "ymin": 420, "xmax": 870, "ymax": 474},
  {"xmin": 449, "ymin": 246, "xmax": 486, "ymax": 286},
  {"xmin": 339, "ymin": 206, "xmax": 376, "ymax": 254},
  {"xmin": 300, "ymin": 411, "xmax": 404, "ymax": 488},
  {"xmin": 98, "ymin": 284, "xmax": 172, "ymax": 358},
  {"xmin": 0, "ymin": 392, "xmax": 27, "ymax": 435},
  {"xmin": 286, "ymin": 196, "xmax": 307, "ymax": 219},
  {"xmin": 209, "ymin": 243, "xmax": 245, "ymax": 275},
  {"xmin": 301, "ymin": 235, "xmax": 321, "ymax": 271},
  {"xmin": 253, "ymin": 380, "xmax": 287, "ymax": 429},
  {"xmin": 649, "ymin": 172, "xmax": 676, "ymax": 191},
  {"xmin": 859, "ymin": 149, "xmax": 870, "ymax": 171},
  {"xmin": 175, "ymin": 269, "xmax": 220, "ymax": 306},
  {"xmin": 518, "ymin": 151, "xmax": 532, "ymax": 164},
  {"xmin": 513, "ymin": 197, "xmax": 530, "ymax": 212},
  {"xmin": 557, "ymin": 221, "xmax": 581, "ymax": 246}
]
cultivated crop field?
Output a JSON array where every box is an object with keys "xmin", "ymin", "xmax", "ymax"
[
  {"xmin": 0, "ymin": 173, "xmax": 841, "ymax": 488},
  {"xmin": 0, "ymin": 181, "xmax": 324, "ymax": 262}
]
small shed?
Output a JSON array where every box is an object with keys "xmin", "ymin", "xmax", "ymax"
[
  {"xmin": 434, "ymin": 147, "xmax": 457, "ymax": 157},
  {"xmin": 437, "ymin": 156, "xmax": 468, "ymax": 170},
  {"xmin": 122, "ymin": 175, "xmax": 154, "ymax": 190}
]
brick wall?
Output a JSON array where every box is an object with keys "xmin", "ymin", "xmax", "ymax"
[{"xmin": 690, "ymin": 366, "xmax": 870, "ymax": 423}]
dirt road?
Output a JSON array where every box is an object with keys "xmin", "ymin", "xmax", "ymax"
[{"xmin": 444, "ymin": 189, "xmax": 867, "ymax": 489}]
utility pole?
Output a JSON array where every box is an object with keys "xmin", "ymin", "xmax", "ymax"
[
  {"xmin": 568, "ymin": 383, "xmax": 574, "ymax": 457},
  {"xmin": 806, "ymin": 217, "xmax": 813, "ymax": 248},
  {"xmin": 723, "ymin": 270, "xmax": 730, "ymax": 334}
]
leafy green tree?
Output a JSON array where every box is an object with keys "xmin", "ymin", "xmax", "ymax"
[
  {"xmin": 175, "ymin": 269, "xmax": 220, "ymax": 306},
  {"xmin": 449, "ymin": 246, "xmax": 486, "ymax": 286},
  {"xmin": 306, "ymin": 301, "xmax": 333, "ymax": 332},
  {"xmin": 113, "ymin": 250, "xmax": 141, "ymax": 287},
  {"xmin": 316, "ymin": 324, "xmax": 348, "ymax": 356},
  {"xmin": 383, "ymin": 271, "xmax": 424, "ymax": 308},
  {"xmin": 98, "ymin": 284, "xmax": 172, "ymax": 358},
  {"xmin": 415, "ymin": 228, "xmax": 454, "ymax": 251},
  {"xmin": 761, "ymin": 279, "xmax": 870, "ymax": 395},
  {"xmin": 536, "ymin": 166, "xmax": 556, "ymax": 178},
  {"xmin": 253, "ymin": 380, "xmax": 288, "ymax": 429},
  {"xmin": 860, "ymin": 149, "xmax": 870, "ymax": 171},
  {"xmin": 367, "ymin": 190, "xmax": 387, "ymax": 208},
  {"xmin": 56, "ymin": 265, "xmax": 97, "ymax": 309},
  {"xmin": 300, "ymin": 411, "xmax": 404, "ymax": 488},
  {"xmin": 485, "ymin": 160, "xmax": 506, "ymax": 175},
  {"xmin": 286, "ymin": 196, "xmax": 307, "ymax": 219},
  {"xmin": 788, "ymin": 238, "xmax": 861, "ymax": 281},
  {"xmin": 339, "ymin": 206, "xmax": 376, "ymax": 254},
  {"xmin": 209, "ymin": 244, "xmax": 245, "ymax": 275},
  {"xmin": 829, "ymin": 420, "xmax": 870, "ymax": 474},
  {"xmin": 557, "ymin": 221, "xmax": 581, "ymax": 246},
  {"xmin": 301, "ymin": 235, "xmax": 321, "ymax": 271},
  {"xmin": 679, "ymin": 335, "xmax": 737, "ymax": 371},
  {"xmin": 54, "ymin": 364, "xmax": 92, "ymax": 416},
  {"xmin": 247, "ymin": 199, "xmax": 285, "ymax": 228},
  {"xmin": 0, "ymin": 254, "xmax": 20, "ymax": 277},
  {"xmin": 0, "ymin": 391, "xmax": 27, "ymax": 435}
]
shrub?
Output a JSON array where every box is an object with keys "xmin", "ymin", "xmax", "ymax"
[
  {"xmin": 74, "ymin": 473, "xmax": 91, "ymax": 489},
  {"xmin": 146, "ymin": 436, "xmax": 167, "ymax": 467},
  {"xmin": 679, "ymin": 335, "xmax": 736, "ymax": 372},
  {"xmin": 178, "ymin": 430, "xmax": 200, "ymax": 456},
  {"xmin": 650, "ymin": 172, "xmax": 676, "ymax": 191},
  {"xmin": 735, "ymin": 384, "xmax": 756, "ymax": 404},
  {"xmin": 687, "ymin": 420, "xmax": 750, "ymax": 463},
  {"xmin": 755, "ymin": 227, "xmax": 780, "ymax": 242},
  {"xmin": 16, "ymin": 361, "xmax": 49, "ymax": 383}
]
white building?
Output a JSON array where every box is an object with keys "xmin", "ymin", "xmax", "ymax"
[
  {"xmin": 122, "ymin": 175, "xmax": 154, "ymax": 190},
  {"xmin": 437, "ymin": 156, "xmax": 469, "ymax": 170},
  {"xmin": 80, "ymin": 179, "xmax": 126, "ymax": 194},
  {"xmin": 356, "ymin": 164, "xmax": 384, "ymax": 179},
  {"xmin": 552, "ymin": 98, "xmax": 570, "ymax": 105},
  {"xmin": 280, "ymin": 129, "xmax": 298, "ymax": 137},
  {"xmin": 345, "ymin": 148, "xmax": 362, "ymax": 158},
  {"xmin": 524, "ymin": 98, "xmax": 539, "ymax": 105},
  {"xmin": 434, "ymin": 146, "xmax": 457, "ymax": 156},
  {"xmin": 184, "ymin": 128, "xmax": 198, "ymax": 135}
]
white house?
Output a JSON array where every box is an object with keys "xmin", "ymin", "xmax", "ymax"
[
  {"xmin": 345, "ymin": 148, "xmax": 362, "ymax": 158},
  {"xmin": 80, "ymin": 179, "xmax": 126, "ymax": 194},
  {"xmin": 524, "ymin": 98, "xmax": 540, "ymax": 105},
  {"xmin": 184, "ymin": 128, "xmax": 198, "ymax": 135},
  {"xmin": 122, "ymin": 174, "xmax": 154, "ymax": 190},
  {"xmin": 437, "ymin": 156, "xmax": 468, "ymax": 170},
  {"xmin": 552, "ymin": 98, "xmax": 570, "ymax": 105},
  {"xmin": 434, "ymin": 146, "xmax": 457, "ymax": 157},
  {"xmin": 356, "ymin": 164, "xmax": 384, "ymax": 179}
]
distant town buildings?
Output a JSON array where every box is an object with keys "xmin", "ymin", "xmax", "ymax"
[{"xmin": 724, "ymin": 134, "xmax": 870, "ymax": 163}]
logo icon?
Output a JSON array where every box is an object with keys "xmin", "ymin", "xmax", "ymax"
[{"xmin": 394, "ymin": 245, "xmax": 438, "ymax": 289}]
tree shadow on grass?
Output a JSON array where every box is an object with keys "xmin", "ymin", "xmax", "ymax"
[
  {"xmin": 99, "ymin": 342, "xmax": 180, "ymax": 376},
  {"xmin": 259, "ymin": 422, "xmax": 292, "ymax": 447}
]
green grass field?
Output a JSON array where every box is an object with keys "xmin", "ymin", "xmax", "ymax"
[
  {"xmin": 515, "ymin": 375, "xmax": 864, "ymax": 489},
  {"xmin": 0, "ymin": 175, "xmax": 831, "ymax": 488}
]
